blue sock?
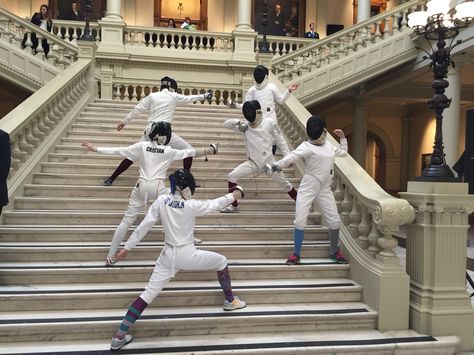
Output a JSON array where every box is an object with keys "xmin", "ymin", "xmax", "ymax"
[{"xmin": 294, "ymin": 228, "xmax": 304, "ymax": 256}]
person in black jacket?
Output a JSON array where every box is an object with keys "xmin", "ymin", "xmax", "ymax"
[
  {"xmin": 65, "ymin": 2, "xmax": 83, "ymax": 21},
  {"xmin": 0, "ymin": 129, "xmax": 11, "ymax": 216},
  {"xmin": 22, "ymin": 4, "xmax": 53, "ymax": 56},
  {"xmin": 304, "ymin": 23, "xmax": 320, "ymax": 39}
]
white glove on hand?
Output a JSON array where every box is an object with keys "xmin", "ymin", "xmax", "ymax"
[
  {"xmin": 264, "ymin": 163, "xmax": 281, "ymax": 176},
  {"xmin": 238, "ymin": 122, "xmax": 248, "ymax": 133},
  {"xmin": 210, "ymin": 143, "xmax": 219, "ymax": 154},
  {"xmin": 203, "ymin": 90, "xmax": 213, "ymax": 100}
]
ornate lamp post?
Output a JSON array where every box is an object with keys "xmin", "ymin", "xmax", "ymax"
[
  {"xmin": 258, "ymin": 0, "xmax": 270, "ymax": 53},
  {"xmin": 408, "ymin": 0, "xmax": 473, "ymax": 181},
  {"xmin": 80, "ymin": 0, "xmax": 94, "ymax": 41}
]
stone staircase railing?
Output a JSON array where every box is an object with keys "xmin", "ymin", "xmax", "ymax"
[
  {"xmin": 52, "ymin": 19, "xmax": 101, "ymax": 45},
  {"xmin": 0, "ymin": 8, "xmax": 78, "ymax": 68},
  {"xmin": 255, "ymin": 34, "xmax": 311, "ymax": 58},
  {"xmin": 0, "ymin": 59, "xmax": 94, "ymax": 210},
  {"xmin": 271, "ymin": 0, "xmax": 425, "ymax": 106},
  {"xmin": 272, "ymin": 73, "xmax": 415, "ymax": 330}
]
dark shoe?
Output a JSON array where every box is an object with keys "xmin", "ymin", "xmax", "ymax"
[
  {"xmin": 286, "ymin": 253, "xmax": 300, "ymax": 265},
  {"xmin": 330, "ymin": 249, "xmax": 347, "ymax": 263},
  {"xmin": 103, "ymin": 178, "xmax": 113, "ymax": 186}
]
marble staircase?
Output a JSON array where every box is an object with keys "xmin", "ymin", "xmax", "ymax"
[{"xmin": 0, "ymin": 100, "xmax": 458, "ymax": 354}]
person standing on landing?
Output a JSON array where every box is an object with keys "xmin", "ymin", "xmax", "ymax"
[
  {"xmin": 109, "ymin": 169, "xmax": 247, "ymax": 351},
  {"xmin": 221, "ymin": 100, "xmax": 297, "ymax": 213},
  {"xmin": 103, "ymin": 76, "xmax": 212, "ymax": 186},
  {"xmin": 229, "ymin": 65, "xmax": 298, "ymax": 155},
  {"xmin": 82, "ymin": 122, "xmax": 219, "ymax": 265},
  {"xmin": 265, "ymin": 115, "xmax": 348, "ymax": 265}
]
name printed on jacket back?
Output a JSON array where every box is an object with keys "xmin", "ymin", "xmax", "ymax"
[
  {"xmin": 146, "ymin": 147, "xmax": 165, "ymax": 154},
  {"xmin": 164, "ymin": 197, "xmax": 185, "ymax": 209}
]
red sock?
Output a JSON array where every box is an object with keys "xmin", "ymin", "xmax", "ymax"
[
  {"xmin": 183, "ymin": 157, "xmax": 193, "ymax": 171},
  {"xmin": 109, "ymin": 158, "xmax": 133, "ymax": 182},
  {"xmin": 228, "ymin": 181, "xmax": 238, "ymax": 207},
  {"xmin": 288, "ymin": 187, "xmax": 297, "ymax": 201}
]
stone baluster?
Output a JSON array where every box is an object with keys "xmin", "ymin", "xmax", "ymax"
[
  {"xmin": 31, "ymin": 118, "xmax": 45, "ymax": 141},
  {"xmin": 26, "ymin": 123, "xmax": 40, "ymax": 147},
  {"xmin": 12, "ymin": 23, "xmax": 23, "ymax": 46},
  {"xmin": 35, "ymin": 33, "xmax": 45, "ymax": 58},
  {"xmin": 11, "ymin": 134, "xmax": 27, "ymax": 163},
  {"xmin": 348, "ymin": 196, "xmax": 362, "ymax": 238},
  {"xmin": 131, "ymin": 85, "xmax": 138, "ymax": 101},
  {"xmin": 377, "ymin": 224, "xmax": 398, "ymax": 258},
  {"xmin": 42, "ymin": 108, "xmax": 55, "ymax": 129},
  {"xmin": 23, "ymin": 32, "xmax": 33, "ymax": 53},
  {"xmin": 113, "ymin": 85, "xmax": 121, "ymax": 100},
  {"xmin": 18, "ymin": 130, "xmax": 34, "ymax": 155},
  {"xmin": 333, "ymin": 175, "xmax": 344, "ymax": 213},
  {"xmin": 56, "ymin": 47, "xmax": 66, "ymax": 69},
  {"xmin": 0, "ymin": 15, "xmax": 9, "ymax": 40},
  {"xmin": 358, "ymin": 207, "xmax": 371, "ymax": 250},
  {"xmin": 374, "ymin": 20, "xmax": 383, "ymax": 41},
  {"xmin": 340, "ymin": 186, "xmax": 353, "ymax": 226},
  {"xmin": 367, "ymin": 218, "xmax": 382, "ymax": 257},
  {"xmin": 124, "ymin": 86, "xmax": 131, "ymax": 100}
]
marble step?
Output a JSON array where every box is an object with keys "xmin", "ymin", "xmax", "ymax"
[
  {"xmin": 22, "ymin": 184, "xmax": 300, "ymax": 199},
  {"xmin": 32, "ymin": 172, "xmax": 301, "ymax": 188},
  {"xmin": 0, "ymin": 241, "xmax": 329, "ymax": 262},
  {"xmin": 0, "ymin": 302, "xmax": 376, "ymax": 344},
  {"xmin": 0, "ymin": 278, "xmax": 363, "ymax": 312},
  {"xmin": 14, "ymin": 196, "xmax": 297, "ymax": 211},
  {"xmin": 0, "ymin": 225, "xmax": 327, "ymax": 242},
  {"xmin": 73, "ymin": 117, "xmax": 239, "ymax": 129},
  {"xmin": 0, "ymin": 330, "xmax": 457, "ymax": 355},
  {"xmin": 0, "ymin": 259, "xmax": 348, "ymax": 284},
  {"xmin": 1, "ymin": 210, "xmax": 319, "ymax": 226},
  {"xmin": 38, "ymin": 162, "xmax": 299, "ymax": 178}
]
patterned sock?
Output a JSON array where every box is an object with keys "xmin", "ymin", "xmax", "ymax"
[
  {"xmin": 287, "ymin": 187, "xmax": 297, "ymax": 201},
  {"xmin": 183, "ymin": 157, "xmax": 193, "ymax": 171},
  {"xmin": 217, "ymin": 265, "xmax": 234, "ymax": 302},
  {"xmin": 228, "ymin": 181, "xmax": 238, "ymax": 207},
  {"xmin": 294, "ymin": 228, "xmax": 304, "ymax": 256},
  {"xmin": 109, "ymin": 158, "xmax": 133, "ymax": 182},
  {"xmin": 115, "ymin": 297, "xmax": 148, "ymax": 339},
  {"xmin": 329, "ymin": 228, "xmax": 340, "ymax": 255}
]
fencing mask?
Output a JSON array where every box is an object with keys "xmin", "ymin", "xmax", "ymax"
[
  {"xmin": 306, "ymin": 115, "xmax": 328, "ymax": 145},
  {"xmin": 160, "ymin": 76, "xmax": 178, "ymax": 92},
  {"xmin": 169, "ymin": 169, "xmax": 196, "ymax": 200},
  {"xmin": 242, "ymin": 100, "xmax": 262, "ymax": 124},
  {"xmin": 147, "ymin": 121, "xmax": 172, "ymax": 145},
  {"xmin": 253, "ymin": 65, "xmax": 269, "ymax": 84}
]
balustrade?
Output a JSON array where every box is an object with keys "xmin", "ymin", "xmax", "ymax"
[{"xmin": 52, "ymin": 20, "xmax": 101, "ymax": 45}]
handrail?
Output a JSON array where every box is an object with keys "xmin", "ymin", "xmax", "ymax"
[{"xmin": 272, "ymin": 0, "xmax": 424, "ymax": 66}]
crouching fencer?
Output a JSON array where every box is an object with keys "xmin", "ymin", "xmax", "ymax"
[
  {"xmin": 221, "ymin": 100, "xmax": 297, "ymax": 213},
  {"xmin": 109, "ymin": 169, "xmax": 247, "ymax": 351},
  {"xmin": 104, "ymin": 76, "xmax": 213, "ymax": 186},
  {"xmin": 81, "ymin": 122, "xmax": 219, "ymax": 266},
  {"xmin": 265, "ymin": 115, "xmax": 348, "ymax": 265},
  {"xmin": 228, "ymin": 65, "xmax": 299, "ymax": 155}
]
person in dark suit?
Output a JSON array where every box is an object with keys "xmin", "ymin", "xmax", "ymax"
[
  {"xmin": 270, "ymin": 3, "xmax": 286, "ymax": 36},
  {"xmin": 65, "ymin": 2, "xmax": 83, "ymax": 21},
  {"xmin": 0, "ymin": 129, "xmax": 11, "ymax": 216},
  {"xmin": 22, "ymin": 4, "xmax": 53, "ymax": 56},
  {"xmin": 305, "ymin": 23, "xmax": 320, "ymax": 39}
]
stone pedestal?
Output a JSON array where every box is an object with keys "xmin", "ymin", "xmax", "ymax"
[
  {"xmin": 77, "ymin": 40, "xmax": 98, "ymax": 101},
  {"xmin": 255, "ymin": 52, "xmax": 274, "ymax": 68},
  {"xmin": 231, "ymin": 29, "xmax": 257, "ymax": 64},
  {"xmin": 399, "ymin": 182, "xmax": 474, "ymax": 351},
  {"xmin": 97, "ymin": 19, "xmax": 126, "ymax": 53}
]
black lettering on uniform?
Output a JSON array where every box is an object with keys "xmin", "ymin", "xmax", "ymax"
[{"xmin": 146, "ymin": 147, "xmax": 165, "ymax": 154}]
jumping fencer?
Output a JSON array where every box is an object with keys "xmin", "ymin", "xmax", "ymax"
[
  {"xmin": 109, "ymin": 169, "xmax": 247, "ymax": 351},
  {"xmin": 221, "ymin": 100, "xmax": 297, "ymax": 213},
  {"xmin": 103, "ymin": 76, "xmax": 213, "ymax": 186},
  {"xmin": 82, "ymin": 122, "xmax": 219, "ymax": 265},
  {"xmin": 229, "ymin": 65, "xmax": 299, "ymax": 155},
  {"xmin": 265, "ymin": 115, "xmax": 348, "ymax": 265}
]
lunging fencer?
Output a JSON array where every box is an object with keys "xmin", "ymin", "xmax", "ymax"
[
  {"xmin": 229, "ymin": 65, "xmax": 299, "ymax": 155},
  {"xmin": 265, "ymin": 115, "xmax": 348, "ymax": 265},
  {"xmin": 221, "ymin": 100, "xmax": 297, "ymax": 213},
  {"xmin": 103, "ymin": 76, "xmax": 213, "ymax": 186},
  {"xmin": 109, "ymin": 169, "xmax": 247, "ymax": 351},
  {"xmin": 82, "ymin": 122, "xmax": 219, "ymax": 265}
]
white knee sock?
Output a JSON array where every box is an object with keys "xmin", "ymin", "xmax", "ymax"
[{"xmin": 108, "ymin": 222, "xmax": 131, "ymax": 258}]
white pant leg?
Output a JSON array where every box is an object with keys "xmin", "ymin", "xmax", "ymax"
[
  {"xmin": 270, "ymin": 169, "xmax": 293, "ymax": 192},
  {"xmin": 169, "ymin": 133, "xmax": 193, "ymax": 150},
  {"xmin": 315, "ymin": 178, "xmax": 341, "ymax": 229},
  {"xmin": 228, "ymin": 160, "xmax": 261, "ymax": 184},
  {"xmin": 140, "ymin": 249, "xmax": 176, "ymax": 304},
  {"xmin": 175, "ymin": 245, "xmax": 227, "ymax": 271},
  {"xmin": 294, "ymin": 175, "xmax": 320, "ymax": 230}
]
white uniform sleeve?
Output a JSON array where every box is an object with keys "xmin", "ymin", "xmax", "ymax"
[
  {"xmin": 174, "ymin": 93, "xmax": 205, "ymax": 105},
  {"xmin": 271, "ymin": 85, "xmax": 291, "ymax": 105},
  {"xmin": 124, "ymin": 200, "xmax": 161, "ymax": 250},
  {"xmin": 192, "ymin": 193, "xmax": 236, "ymax": 217},
  {"xmin": 122, "ymin": 96, "xmax": 151, "ymax": 125},
  {"xmin": 96, "ymin": 142, "xmax": 142, "ymax": 162},
  {"xmin": 170, "ymin": 147, "xmax": 196, "ymax": 160},
  {"xmin": 335, "ymin": 138, "xmax": 348, "ymax": 157},
  {"xmin": 224, "ymin": 119, "xmax": 243, "ymax": 132},
  {"xmin": 234, "ymin": 87, "xmax": 254, "ymax": 110},
  {"xmin": 271, "ymin": 123, "xmax": 290, "ymax": 156},
  {"xmin": 274, "ymin": 144, "xmax": 309, "ymax": 169}
]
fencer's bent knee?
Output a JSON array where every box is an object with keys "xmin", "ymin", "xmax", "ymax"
[
  {"xmin": 215, "ymin": 254, "xmax": 227, "ymax": 271},
  {"xmin": 227, "ymin": 171, "xmax": 238, "ymax": 184}
]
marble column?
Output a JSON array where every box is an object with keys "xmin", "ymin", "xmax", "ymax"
[
  {"xmin": 230, "ymin": 0, "xmax": 256, "ymax": 63},
  {"xmin": 236, "ymin": 0, "xmax": 252, "ymax": 30},
  {"xmin": 442, "ymin": 65, "xmax": 462, "ymax": 172},
  {"xmin": 352, "ymin": 96, "xmax": 369, "ymax": 169},
  {"xmin": 316, "ymin": 0, "xmax": 327, "ymax": 38},
  {"xmin": 105, "ymin": 0, "xmax": 123, "ymax": 21},
  {"xmin": 98, "ymin": 0, "xmax": 125, "ymax": 53},
  {"xmin": 357, "ymin": 0, "xmax": 371, "ymax": 23}
]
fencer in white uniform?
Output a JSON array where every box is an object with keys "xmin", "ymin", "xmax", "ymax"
[
  {"xmin": 230, "ymin": 65, "xmax": 298, "ymax": 154},
  {"xmin": 108, "ymin": 169, "xmax": 246, "ymax": 351},
  {"xmin": 104, "ymin": 76, "xmax": 213, "ymax": 186},
  {"xmin": 266, "ymin": 115, "xmax": 348, "ymax": 265},
  {"xmin": 82, "ymin": 122, "xmax": 219, "ymax": 265},
  {"xmin": 221, "ymin": 100, "xmax": 297, "ymax": 213}
]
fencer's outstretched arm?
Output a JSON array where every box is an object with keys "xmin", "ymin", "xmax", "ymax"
[
  {"xmin": 224, "ymin": 119, "xmax": 248, "ymax": 133},
  {"xmin": 174, "ymin": 90, "xmax": 212, "ymax": 106},
  {"xmin": 192, "ymin": 189, "xmax": 244, "ymax": 217},
  {"xmin": 333, "ymin": 129, "xmax": 348, "ymax": 157},
  {"xmin": 194, "ymin": 144, "xmax": 219, "ymax": 158},
  {"xmin": 120, "ymin": 95, "xmax": 152, "ymax": 128},
  {"xmin": 271, "ymin": 83, "xmax": 299, "ymax": 105}
]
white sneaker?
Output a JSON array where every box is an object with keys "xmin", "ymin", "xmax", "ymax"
[
  {"xmin": 220, "ymin": 204, "xmax": 240, "ymax": 213},
  {"xmin": 105, "ymin": 256, "xmax": 117, "ymax": 266},
  {"xmin": 110, "ymin": 334, "xmax": 133, "ymax": 351},
  {"xmin": 223, "ymin": 296, "xmax": 247, "ymax": 311},
  {"xmin": 194, "ymin": 237, "xmax": 202, "ymax": 244}
]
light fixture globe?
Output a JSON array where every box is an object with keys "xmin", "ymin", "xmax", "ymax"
[
  {"xmin": 408, "ymin": 11, "xmax": 428, "ymax": 29},
  {"xmin": 426, "ymin": 0, "xmax": 450, "ymax": 17},
  {"xmin": 454, "ymin": 1, "xmax": 474, "ymax": 22}
]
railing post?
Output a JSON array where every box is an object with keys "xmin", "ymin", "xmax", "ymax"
[
  {"xmin": 77, "ymin": 40, "xmax": 97, "ymax": 101},
  {"xmin": 97, "ymin": 16, "xmax": 125, "ymax": 54},
  {"xmin": 399, "ymin": 182, "xmax": 474, "ymax": 351},
  {"xmin": 99, "ymin": 65, "xmax": 114, "ymax": 100}
]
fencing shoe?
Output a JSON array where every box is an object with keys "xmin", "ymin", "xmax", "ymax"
[
  {"xmin": 223, "ymin": 296, "xmax": 246, "ymax": 311},
  {"xmin": 110, "ymin": 334, "xmax": 133, "ymax": 351},
  {"xmin": 220, "ymin": 204, "xmax": 240, "ymax": 213}
]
